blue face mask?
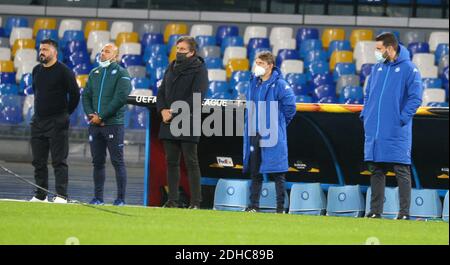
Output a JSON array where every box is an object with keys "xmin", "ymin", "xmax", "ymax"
[{"xmin": 374, "ymin": 50, "xmax": 387, "ymax": 63}]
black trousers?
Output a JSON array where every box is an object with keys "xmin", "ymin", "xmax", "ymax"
[
  {"xmin": 30, "ymin": 113, "xmax": 69, "ymax": 199},
  {"xmin": 368, "ymin": 162, "xmax": 412, "ymax": 216},
  {"xmin": 163, "ymin": 140, "xmax": 202, "ymax": 205}
]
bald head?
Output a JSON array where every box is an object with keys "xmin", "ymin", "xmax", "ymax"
[{"xmin": 100, "ymin": 43, "xmax": 119, "ymax": 62}]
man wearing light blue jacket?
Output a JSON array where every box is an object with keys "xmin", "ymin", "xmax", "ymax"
[
  {"xmin": 361, "ymin": 33, "xmax": 423, "ymax": 220},
  {"xmin": 243, "ymin": 51, "xmax": 297, "ymax": 213}
]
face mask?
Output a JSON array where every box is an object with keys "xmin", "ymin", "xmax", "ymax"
[
  {"xmin": 98, "ymin": 59, "xmax": 111, "ymax": 68},
  {"xmin": 253, "ymin": 65, "xmax": 267, "ymax": 77},
  {"xmin": 176, "ymin": 52, "xmax": 189, "ymax": 62},
  {"xmin": 374, "ymin": 50, "xmax": 388, "ymax": 63}
]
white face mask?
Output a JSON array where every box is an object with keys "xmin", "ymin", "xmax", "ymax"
[
  {"xmin": 374, "ymin": 50, "xmax": 387, "ymax": 64},
  {"xmin": 98, "ymin": 59, "xmax": 111, "ymax": 68},
  {"xmin": 253, "ymin": 65, "xmax": 267, "ymax": 77}
]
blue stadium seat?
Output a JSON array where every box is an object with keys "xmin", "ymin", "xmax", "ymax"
[
  {"xmin": 257, "ymin": 182, "xmax": 289, "ymax": 213},
  {"xmin": 304, "ymin": 50, "xmax": 327, "ymax": 67},
  {"xmin": 61, "ymin": 30, "xmax": 85, "ymax": 51},
  {"xmin": 427, "ymin": 102, "xmax": 449, "ymax": 107},
  {"xmin": 285, "ymin": 73, "xmax": 307, "ymax": 86},
  {"xmin": 146, "ymin": 55, "xmax": 169, "ymax": 74},
  {"xmin": 326, "ymin": 185, "xmax": 365, "ymax": 217},
  {"xmin": 339, "ymin": 86, "xmax": 364, "ymax": 104},
  {"xmin": 249, "ymin": 47, "xmax": 272, "ymax": 64},
  {"xmin": 221, "ymin": 36, "xmax": 244, "ymax": 55},
  {"xmin": 5, "ymin": 17, "xmax": 29, "ymax": 37},
  {"xmin": 422, "ymin": 78, "xmax": 443, "ymax": 89},
  {"xmin": 334, "ymin": 63, "xmax": 356, "ymax": 81},
  {"xmin": 360, "ymin": 63, "xmax": 374, "ymax": 85},
  {"xmin": 230, "ymin": 71, "xmax": 251, "ymax": 87},
  {"xmin": 143, "ymin": 44, "xmax": 168, "ymax": 63},
  {"xmin": 76, "ymin": 104, "xmax": 89, "ymax": 128},
  {"xmin": 64, "ymin": 40, "xmax": 88, "ymax": 58},
  {"xmin": 435, "ymin": 44, "xmax": 449, "ymax": 65},
  {"xmin": 67, "ymin": 51, "xmax": 90, "ymax": 69},
  {"xmin": 72, "ymin": 63, "xmax": 93, "ymax": 75},
  {"xmin": 36, "ymin": 29, "xmax": 58, "ymax": 48},
  {"xmin": 121, "ymin": 54, "xmax": 143, "ymax": 68},
  {"xmin": 234, "ymin": 81, "xmax": 250, "ymax": 95},
  {"xmin": 247, "ymin": 37, "xmax": 270, "ymax": 57},
  {"xmin": 327, "ymin": 40, "xmax": 352, "ymax": 60},
  {"xmin": 148, "ymin": 66, "xmax": 166, "ymax": 84},
  {"xmin": 0, "ymin": 84, "xmax": 19, "ymax": 95},
  {"xmin": 296, "ymin": 28, "xmax": 319, "ymax": 50},
  {"xmin": 443, "ymin": 191, "xmax": 449, "ymax": 222},
  {"xmin": 131, "ymin": 77, "xmax": 151, "ymax": 90},
  {"xmin": 129, "ymin": 106, "xmax": 148, "ymax": 129},
  {"xmin": 141, "ymin": 33, "xmax": 164, "ymax": 50},
  {"xmin": 289, "ymin": 183, "xmax": 326, "ymax": 215},
  {"xmin": 292, "ymin": 84, "xmax": 312, "ymax": 96},
  {"xmin": 211, "ymin": 90, "xmax": 238, "ymax": 100},
  {"xmin": 196, "ymin": 35, "xmax": 217, "ymax": 48},
  {"xmin": 0, "ymin": 28, "xmax": 5, "ymax": 38},
  {"xmin": 19, "ymin": 73, "xmax": 32, "ymax": 93},
  {"xmin": 0, "ymin": 72, "xmax": 16, "ymax": 85},
  {"xmin": 312, "ymin": 73, "xmax": 334, "ymax": 88},
  {"xmin": 407, "ymin": 42, "xmax": 430, "ymax": 58},
  {"xmin": 307, "ymin": 61, "xmax": 329, "ymax": 77},
  {"xmin": 0, "ymin": 95, "xmax": 23, "ymax": 124},
  {"xmin": 216, "ymin": 25, "xmax": 239, "ymax": 46},
  {"xmin": 204, "ymin": 57, "xmax": 223, "ymax": 69},
  {"xmin": 314, "ymin": 84, "xmax": 336, "ymax": 100},
  {"xmin": 295, "ymin": 95, "xmax": 313, "ymax": 103},
  {"xmin": 410, "ymin": 189, "xmax": 443, "ymax": 220},
  {"xmin": 365, "ymin": 187, "xmax": 400, "ymax": 219},
  {"xmin": 276, "ymin": 49, "xmax": 300, "ymax": 67},
  {"xmin": 213, "ymin": 179, "xmax": 250, "ymax": 211},
  {"xmin": 318, "ymin": 96, "xmax": 337, "ymax": 104},
  {"xmin": 209, "ymin": 81, "xmax": 230, "ymax": 94},
  {"xmin": 299, "ymin": 39, "xmax": 322, "ymax": 59}
]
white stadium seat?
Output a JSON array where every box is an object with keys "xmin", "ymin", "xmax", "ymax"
[
  {"xmin": 190, "ymin": 24, "xmax": 213, "ymax": 38},
  {"xmin": 14, "ymin": 49, "xmax": 37, "ymax": 69},
  {"xmin": 9, "ymin": 27, "xmax": 33, "ymax": 47},
  {"xmin": 280, "ymin": 59, "xmax": 304, "ymax": 75},
  {"xmin": 428, "ymin": 31, "xmax": 449, "ymax": 52},
  {"xmin": 418, "ymin": 65, "xmax": 438, "ymax": 79},
  {"xmin": 272, "ymin": 38, "xmax": 296, "ymax": 57},
  {"xmin": 0, "ymin": 47, "xmax": 11, "ymax": 61},
  {"xmin": 87, "ymin": 30, "xmax": 111, "ymax": 52},
  {"xmin": 413, "ymin": 53, "xmax": 435, "ymax": 68},
  {"xmin": 58, "ymin": 19, "xmax": 83, "ymax": 39},
  {"xmin": 16, "ymin": 61, "xmax": 38, "ymax": 83},
  {"xmin": 269, "ymin": 27, "xmax": 293, "ymax": 46},
  {"xmin": 119, "ymin": 42, "xmax": 141, "ymax": 59},
  {"xmin": 354, "ymin": 41, "xmax": 377, "ymax": 72},
  {"xmin": 422, "ymin": 88, "xmax": 446, "ymax": 106},
  {"xmin": 129, "ymin": 89, "xmax": 153, "ymax": 97},
  {"xmin": 223, "ymin": 47, "xmax": 247, "ymax": 66},
  {"xmin": 22, "ymin": 95, "xmax": 34, "ymax": 120},
  {"xmin": 244, "ymin": 26, "xmax": 268, "ymax": 45},
  {"xmin": 208, "ymin": 69, "xmax": 227, "ymax": 81},
  {"xmin": 110, "ymin": 21, "xmax": 134, "ymax": 40}
]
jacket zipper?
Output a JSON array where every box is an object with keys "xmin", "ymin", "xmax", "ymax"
[{"xmin": 97, "ymin": 67, "xmax": 108, "ymax": 114}]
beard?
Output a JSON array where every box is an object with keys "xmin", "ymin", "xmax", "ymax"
[{"xmin": 39, "ymin": 55, "xmax": 50, "ymax": 64}]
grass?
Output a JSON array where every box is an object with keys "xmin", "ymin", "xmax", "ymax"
[{"xmin": 0, "ymin": 201, "xmax": 448, "ymax": 245}]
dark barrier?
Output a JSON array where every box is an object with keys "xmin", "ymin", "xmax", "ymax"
[{"xmin": 128, "ymin": 95, "xmax": 449, "ymax": 207}]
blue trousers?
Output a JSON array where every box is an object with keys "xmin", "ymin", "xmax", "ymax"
[{"xmin": 89, "ymin": 125, "xmax": 127, "ymax": 201}]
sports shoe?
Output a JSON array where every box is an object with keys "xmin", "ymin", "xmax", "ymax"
[
  {"xmin": 113, "ymin": 199, "xmax": 126, "ymax": 206},
  {"xmin": 245, "ymin": 207, "xmax": 258, "ymax": 213},
  {"xmin": 188, "ymin": 204, "xmax": 200, "ymax": 210},
  {"xmin": 276, "ymin": 208, "xmax": 285, "ymax": 214},
  {"xmin": 89, "ymin": 198, "xmax": 105, "ymax": 205},
  {"xmin": 53, "ymin": 196, "xmax": 68, "ymax": 204},
  {"xmin": 29, "ymin": 196, "xmax": 48, "ymax": 203},
  {"xmin": 162, "ymin": 200, "xmax": 179, "ymax": 208},
  {"xmin": 395, "ymin": 214, "xmax": 410, "ymax": 220},
  {"xmin": 366, "ymin": 212, "xmax": 382, "ymax": 219}
]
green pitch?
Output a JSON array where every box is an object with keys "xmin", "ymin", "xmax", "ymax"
[{"xmin": 0, "ymin": 201, "xmax": 448, "ymax": 245}]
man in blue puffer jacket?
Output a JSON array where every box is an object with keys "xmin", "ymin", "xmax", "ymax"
[
  {"xmin": 243, "ymin": 51, "xmax": 296, "ymax": 213},
  {"xmin": 361, "ymin": 33, "xmax": 423, "ymax": 220}
]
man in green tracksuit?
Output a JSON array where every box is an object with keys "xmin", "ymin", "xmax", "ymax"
[{"xmin": 82, "ymin": 43, "xmax": 132, "ymax": 206}]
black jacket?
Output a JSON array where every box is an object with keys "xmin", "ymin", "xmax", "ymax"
[{"xmin": 156, "ymin": 56, "xmax": 209, "ymax": 143}]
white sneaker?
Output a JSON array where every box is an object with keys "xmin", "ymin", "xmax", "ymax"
[
  {"xmin": 53, "ymin": 196, "xmax": 68, "ymax": 204},
  {"xmin": 30, "ymin": 196, "xmax": 49, "ymax": 203}
]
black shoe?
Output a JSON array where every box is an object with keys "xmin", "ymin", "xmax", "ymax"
[
  {"xmin": 162, "ymin": 200, "xmax": 179, "ymax": 208},
  {"xmin": 245, "ymin": 207, "xmax": 258, "ymax": 213},
  {"xmin": 366, "ymin": 212, "xmax": 382, "ymax": 219},
  {"xmin": 395, "ymin": 214, "xmax": 410, "ymax": 220},
  {"xmin": 188, "ymin": 204, "xmax": 200, "ymax": 210},
  {"xmin": 276, "ymin": 208, "xmax": 285, "ymax": 214}
]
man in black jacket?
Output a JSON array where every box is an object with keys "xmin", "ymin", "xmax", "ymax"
[
  {"xmin": 156, "ymin": 36, "xmax": 209, "ymax": 209},
  {"xmin": 30, "ymin": 39, "xmax": 80, "ymax": 203}
]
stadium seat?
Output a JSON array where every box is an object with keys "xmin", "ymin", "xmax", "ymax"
[
  {"xmin": 327, "ymin": 40, "xmax": 351, "ymax": 60},
  {"xmin": 131, "ymin": 77, "xmax": 151, "ymax": 90},
  {"xmin": 428, "ymin": 31, "xmax": 449, "ymax": 52},
  {"xmin": 87, "ymin": 30, "xmax": 111, "ymax": 52},
  {"xmin": 0, "ymin": 83, "xmax": 18, "ymax": 95},
  {"xmin": 65, "ymin": 40, "xmax": 88, "ymax": 56},
  {"xmin": 408, "ymin": 42, "xmax": 430, "ymax": 58},
  {"xmin": 299, "ymin": 39, "xmax": 322, "ymax": 59},
  {"xmin": 337, "ymin": 75, "xmax": 360, "ymax": 94},
  {"xmin": 365, "ymin": 187, "xmax": 400, "ymax": 219},
  {"xmin": 235, "ymin": 81, "xmax": 250, "ymax": 97},
  {"xmin": 296, "ymin": 95, "xmax": 313, "ymax": 103},
  {"xmin": 247, "ymin": 38, "xmax": 270, "ymax": 57},
  {"xmin": 4, "ymin": 17, "xmax": 28, "ymax": 37},
  {"xmin": 15, "ymin": 61, "xmax": 38, "ymax": 83},
  {"xmin": 121, "ymin": 54, "xmax": 143, "ymax": 68},
  {"xmin": 35, "ymin": 29, "xmax": 58, "ymax": 48},
  {"xmin": 216, "ymin": 25, "xmax": 239, "ymax": 46},
  {"xmin": 72, "ymin": 63, "xmax": 92, "ymax": 76},
  {"xmin": 13, "ymin": 49, "xmax": 37, "ymax": 69},
  {"xmin": 0, "ymin": 72, "xmax": 15, "ymax": 84},
  {"xmin": 167, "ymin": 34, "xmax": 188, "ymax": 51},
  {"xmin": 67, "ymin": 51, "xmax": 90, "ymax": 68},
  {"xmin": 360, "ymin": 63, "xmax": 374, "ymax": 84},
  {"xmin": 189, "ymin": 24, "xmax": 213, "ymax": 38},
  {"xmin": 127, "ymin": 66, "xmax": 146, "ymax": 78},
  {"xmin": 289, "ymin": 183, "xmax": 326, "ymax": 215},
  {"xmin": 195, "ymin": 35, "xmax": 216, "ymax": 49},
  {"xmin": 257, "ymin": 182, "xmax": 289, "ymax": 213},
  {"xmin": 85, "ymin": 20, "xmax": 109, "ymax": 39},
  {"xmin": 9, "ymin": 27, "xmax": 32, "ymax": 46},
  {"xmin": 314, "ymin": 84, "xmax": 336, "ymax": 100},
  {"xmin": 291, "ymin": 83, "xmax": 312, "ymax": 96},
  {"xmin": 276, "ymin": 49, "xmax": 300, "ymax": 68},
  {"xmin": 214, "ymin": 179, "xmax": 250, "ymax": 211},
  {"xmin": 58, "ymin": 19, "xmax": 82, "ymax": 39},
  {"xmin": 412, "ymin": 53, "xmax": 435, "ymax": 67},
  {"xmin": 339, "ymin": 86, "xmax": 364, "ymax": 104},
  {"xmin": 249, "ymin": 47, "xmax": 272, "ymax": 64},
  {"xmin": 304, "ymin": 50, "xmax": 327, "ymax": 67},
  {"xmin": 204, "ymin": 57, "xmax": 223, "ymax": 69},
  {"xmin": 0, "ymin": 95, "xmax": 23, "ymax": 124},
  {"xmin": 22, "ymin": 94, "xmax": 34, "ymax": 122},
  {"xmin": 296, "ymin": 28, "xmax": 319, "ymax": 50},
  {"xmin": 422, "ymin": 89, "xmax": 446, "ymax": 106},
  {"xmin": 223, "ymin": 47, "xmax": 246, "ymax": 67},
  {"xmin": 422, "ymin": 78, "xmax": 442, "ymax": 89},
  {"xmin": 138, "ymin": 22, "xmax": 161, "ymax": 36},
  {"xmin": 0, "ymin": 37, "xmax": 9, "ymax": 48},
  {"xmin": 401, "ymin": 30, "xmax": 426, "ymax": 46},
  {"xmin": 269, "ymin": 27, "xmax": 293, "ymax": 46},
  {"xmin": 230, "ymin": 71, "xmax": 251, "ymax": 87},
  {"xmin": 312, "ymin": 73, "xmax": 334, "ymax": 88},
  {"xmin": 444, "ymin": 191, "xmax": 449, "ymax": 222},
  {"xmin": 208, "ymin": 81, "xmax": 230, "ymax": 94},
  {"xmin": 75, "ymin": 75, "xmax": 88, "ymax": 88},
  {"xmin": 116, "ymin": 32, "xmax": 139, "ymax": 47},
  {"xmin": 60, "ymin": 30, "xmax": 84, "ymax": 50},
  {"xmin": 168, "ymin": 45, "xmax": 177, "ymax": 63},
  {"xmin": 375, "ymin": 29, "xmax": 400, "ymax": 41},
  {"xmin": 221, "ymin": 36, "xmax": 244, "ymax": 55},
  {"xmin": 110, "ymin": 21, "xmax": 134, "ymax": 40},
  {"xmin": 435, "ymin": 43, "xmax": 449, "ymax": 65},
  {"xmin": 148, "ymin": 66, "xmax": 166, "ymax": 83},
  {"xmin": 272, "ymin": 38, "xmax": 296, "ymax": 57},
  {"xmin": 439, "ymin": 55, "xmax": 449, "ymax": 75},
  {"xmin": 350, "ymin": 29, "xmax": 374, "ymax": 49},
  {"xmin": 118, "ymin": 43, "xmax": 141, "ymax": 60},
  {"xmin": 164, "ymin": 23, "xmax": 188, "ymax": 43},
  {"xmin": 208, "ymin": 69, "xmax": 227, "ymax": 82},
  {"xmin": 146, "ymin": 54, "xmax": 169, "ymax": 73},
  {"xmin": 326, "ymin": 185, "xmax": 365, "ymax": 217},
  {"xmin": 244, "ymin": 26, "xmax": 267, "ymax": 45},
  {"xmin": 334, "ymin": 63, "xmax": 356, "ymax": 81},
  {"xmin": 0, "ymin": 60, "xmax": 14, "ymax": 72},
  {"xmin": 0, "ymin": 47, "xmax": 11, "ymax": 61},
  {"xmin": 307, "ymin": 61, "xmax": 329, "ymax": 77},
  {"xmin": 280, "ymin": 60, "xmax": 304, "ymax": 75},
  {"xmin": 285, "ymin": 73, "xmax": 307, "ymax": 86},
  {"xmin": 141, "ymin": 33, "xmax": 164, "ymax": 51},
  {"xmin": 330, "ymin": 51, "xmax": 353, "ymax": 71},
  {"xmin": 322, "ymin": 28, "xmax": 345, "ymax": 49},
  {"xmin": 32, "ymin": 18, "xmax": 57, "ymax": 37},
  {"xmin": 226, "ymin": 58, "xmax": 249, "ymax": 79},
  {"xmin": 354, "ymin": 41, "xmax": 377, "ymax": 71},
  {"xmin": 410, "ymin": 189, "xmax": 443, "ymax": 220},
  {"xmin": 143, "ymin": 44, "xmax": 168, "ymax": 63},
  {"xmin": 128, "ymin": 106, "xmax": 148, "ymax": 129}
]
